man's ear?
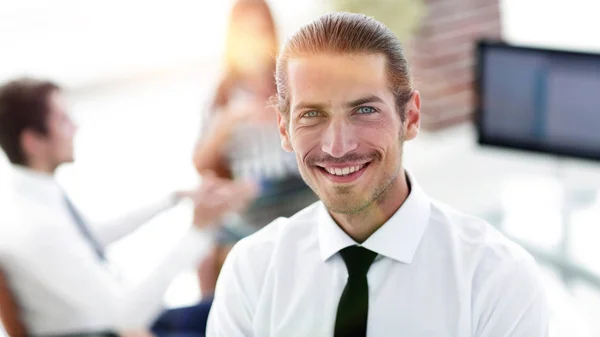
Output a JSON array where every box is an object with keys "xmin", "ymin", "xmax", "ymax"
[
  {"xmin": 277, "ymin": 110, "xmax": 293, "ymax": 152},
  {"xmin": 20, "ymin": 129, "xmax": 42, "ymax": 160},
  {"xmin": 404, "ymin": 90, "xmax": 421, "ymax": 141}
]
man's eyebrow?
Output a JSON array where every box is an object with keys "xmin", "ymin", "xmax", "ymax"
[
  {"xmin": 293, "ymin": 95, "xmax": 385, "ymax": 111},
  {"xmin": 292, "ymin": 101, "xmax": 329, "ymax": 112},
  {"xmin": 344, "ymin": 95, "xmax": 384, "ymax": 109}
]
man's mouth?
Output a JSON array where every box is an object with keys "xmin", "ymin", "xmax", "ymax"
[
  {"xmin": 314, "ymin": 162, "xmax": 371, "ymax": 181},
  {"xmin": 322, "ymin": 163, "xmax": 367, "ymax": 176}
]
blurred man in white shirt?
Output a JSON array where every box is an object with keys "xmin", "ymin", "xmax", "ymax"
[
  {"xmin": 0, "ymin": 77, "xmax": 256, "ymax": 336},
  {"xmin": 207, "ymin": 13, "xmax": 550, "ymax": 337}
]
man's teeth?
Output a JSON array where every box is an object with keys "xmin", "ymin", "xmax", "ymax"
[{"xmin": 325, "ymin": 164, "xmax": 365, "ymax": 176}]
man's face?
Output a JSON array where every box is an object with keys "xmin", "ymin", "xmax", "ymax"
[
  {"xmin": 278, "ymin": 53, "xmax": 420, "ymax": 214},
  {"xmin": 42, "ymin": 90, "xmax": 77, "ymax": 166}
]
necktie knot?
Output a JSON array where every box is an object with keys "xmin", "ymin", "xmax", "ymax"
[{"xmin": 340, "ymin": 246, "xmax": 377, "ymax": 278}]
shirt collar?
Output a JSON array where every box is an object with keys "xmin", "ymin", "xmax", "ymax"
[
  {"xmin": 317, "ymin": 169, "xmax": 431, "ymax": 264},
  {"xmin": 9, "ymin": 165, "xmax": 64, "ymax": 203}
]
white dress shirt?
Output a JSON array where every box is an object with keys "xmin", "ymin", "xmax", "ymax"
[
  {"xmin": 207, "ymin": 171, "xmax": 549, "ymax": 337},
  {"xmin": 0, "ymin": 166, "xmax": 212, "ymax": 335}
]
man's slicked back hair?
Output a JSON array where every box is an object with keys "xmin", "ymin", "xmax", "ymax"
[{"xmin": 275, "ymin": 12, "xmax": 413, "ymax": 120}]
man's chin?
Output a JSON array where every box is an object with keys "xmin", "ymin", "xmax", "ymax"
[
  {"xmin": 322, "ymin": 197, "xmax": 372, "ymax": 215},
  {"xmin": 59, "ymin": 157, "xmax": 75, "ymax": 166}
]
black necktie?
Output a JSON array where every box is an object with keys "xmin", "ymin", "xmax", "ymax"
[
  {"xmin": 63, "ymin": 195, "xmax": 107, "ymax": 262},
  {"xmin": 334, "ymin": 245, "xmax": 378, "ymax": 337}
]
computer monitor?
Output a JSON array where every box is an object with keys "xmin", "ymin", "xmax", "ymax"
[{"xmin": 475, "ymin": 40, "xmax": 600, "ymax": 161}]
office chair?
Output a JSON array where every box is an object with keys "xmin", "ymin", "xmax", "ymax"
[{"xmin": 0, "ymin": 269, "xmax": 26, "ymax": 337}]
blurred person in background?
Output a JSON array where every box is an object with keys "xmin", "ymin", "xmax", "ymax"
[
  {"xmin": 0, "ymin": 78, "xmax": 256, "ymax": 337},
  {"xmin": 192, "ymin": 0, "xmax": 317, "ymax": 294},
  {"xmin": 207, "ymin": 13, "xmax": 549, "ymax": 336}
]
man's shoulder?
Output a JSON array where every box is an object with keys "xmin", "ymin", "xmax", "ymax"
[
  {"xmin": 428, "ymin": 200, "xmax": 535, "ymax": 268},
  {"xmin": 228, "ymin": 201, "xmax": 321, "ymax": 263},
  {"xmin": 237, "ymin": 201, "xmax": 321, "ymax": 247},
  {"xmin": 0, "ymin": 192, "xmax": 61, "ymax": 254},
  {"xmin": 428, "ymin": 201, "xmax": 548, "ymax": 327},
  {"xmin": 427, "ymin": 200, "xmax": 545, "ymax": 313}
]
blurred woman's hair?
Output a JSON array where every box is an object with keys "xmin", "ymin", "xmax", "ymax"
[{"xmin": 213, "ymin": 0, "xmax": 278, "ymax": 109}]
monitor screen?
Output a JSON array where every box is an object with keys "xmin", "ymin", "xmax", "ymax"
[{"xmin": 475, "ymin": 40, "xmax": 600, "ymax": 161}]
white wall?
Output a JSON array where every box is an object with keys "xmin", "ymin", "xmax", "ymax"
[{"xmin": 502, "ymin": 0, "xmax": 600, "ymax": 52}]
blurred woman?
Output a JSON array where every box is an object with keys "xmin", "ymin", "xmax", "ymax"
[{"xmin": 193, "ymin": 0, "xmax": 317, "ymax": 293}]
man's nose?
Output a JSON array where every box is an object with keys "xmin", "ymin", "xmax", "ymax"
[{"xmin": 321, "ymin": 117, "xmax": 358, "ymax": 158}]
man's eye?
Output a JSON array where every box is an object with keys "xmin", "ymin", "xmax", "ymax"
[
  {"xmin": 356, "ymin": 106, "xmax": 376, "ymax": 114},
  {"xmin": 304, "ymin": 111, "xmax": 320, "ymax": 118}
]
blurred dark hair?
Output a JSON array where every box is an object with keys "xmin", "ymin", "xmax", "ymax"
[
  {"xmin": 0, "ymin": 77, "xmax": 60, "ymax": 165},
  {"xmin": 212, "ymin": 0, "xmax": 278, "ymax": 109}
]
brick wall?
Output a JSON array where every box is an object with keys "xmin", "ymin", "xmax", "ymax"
[{"xmin": 409, "ymin": 0, "xmax": 502, "ymax": 130}]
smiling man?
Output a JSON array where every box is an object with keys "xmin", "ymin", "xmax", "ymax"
[{"xmin": 206, "ymin": 13, "xmax": 549, "ymax": 337}]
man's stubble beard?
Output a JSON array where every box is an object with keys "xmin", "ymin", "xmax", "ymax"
[{"xmin": 324, "ymin": 162, "xmax": 401, "ymax": 215}]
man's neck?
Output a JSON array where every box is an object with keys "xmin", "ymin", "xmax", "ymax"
[
  {"xmin": 25, "ymin": 161, "xmax": 57, "ymax": 175},
  {"xmin": 331, "ymin": 171, "xmax": 410, "ymax": 243}
]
